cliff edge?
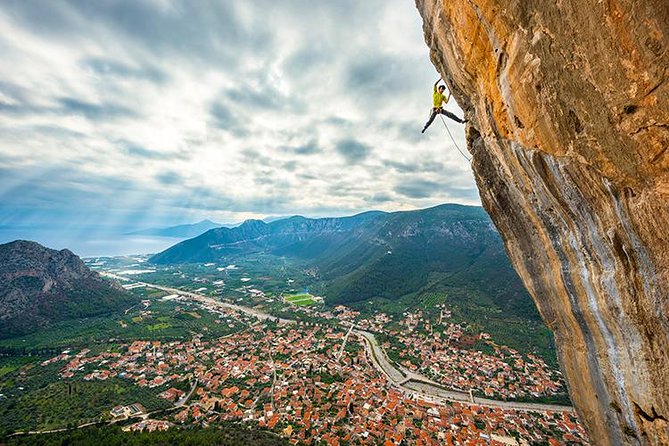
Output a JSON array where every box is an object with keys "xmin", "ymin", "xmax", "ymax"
[{"xmin": 415, "ymin": 0, "xmax": 669, "ymax": 444}]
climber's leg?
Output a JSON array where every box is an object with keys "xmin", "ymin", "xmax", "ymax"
[
  {"xmin": 422, "ymin": 109, "xmax": 438, "ymax": 133},
  {"xmin": 440, "ymin": 109, "xmax": 467, "ymax": 124}
]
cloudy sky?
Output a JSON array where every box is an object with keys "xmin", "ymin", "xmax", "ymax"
[{"xmin": 0, "ymin": 0, "xmax": 478, "ymax": 241}]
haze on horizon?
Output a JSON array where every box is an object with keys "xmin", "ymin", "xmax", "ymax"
[{"xmin": 0, "ymin": 0, "xmax": 478, "ymax": 248}]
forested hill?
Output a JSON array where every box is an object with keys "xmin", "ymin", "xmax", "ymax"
[
  {"xmin": 0, "ymin": 240, "xmax": 136, "ymax": 338},
  {"xmin": 149, "ymin": 205, "xmax": 493, "ymax": 265},
  {"xmin": 151, "ymin": 204, "xmax": 540, "ymax": 324}
]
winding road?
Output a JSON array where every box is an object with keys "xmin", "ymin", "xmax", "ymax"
[
  {"xmin": 355, "ymin": 330, "xmax": 574, "ymax": 413},
  {"xmin": 175, "ymin": 378, "xmax": 198, "ymax": 407}
]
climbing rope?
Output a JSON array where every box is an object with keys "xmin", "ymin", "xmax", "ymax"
[{"xmin": 439, "ymin": 113, "xmax": 472, "ymax": 163}]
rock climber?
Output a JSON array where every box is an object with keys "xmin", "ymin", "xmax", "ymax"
[{"xmin": 421, "ymin": 78, "xmax": 467, "ymax": 133}]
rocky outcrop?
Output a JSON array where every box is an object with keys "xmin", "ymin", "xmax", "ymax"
[
  {"xmin": 0, "ymin": 240, "xmax": 133, "ymax": 337},
  {"xmin": 415, "ymin": 0, "xmax": 669, "ymax": 444}
]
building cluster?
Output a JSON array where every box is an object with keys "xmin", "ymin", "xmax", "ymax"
[
  {"xmin": 382, "ymin": 311, "xmax": 566, "ymax": 400},
  {"xmin": 110, "ymin": 403, "xmax": 146, "ymax": 419},
  {"xmin": 45, "ymin": 262, "xmax": 585, "ymax": 444},
  {"xmin": 122, "ymin": 419, "xmax": 172, "ymax": 432},
  {"xmin": 283, "ymin": 301, "xmax": 566, "ymax": 402},
  {"xmin": 43, "ymin": 316, "xmax": 586, "ymax": 445}
]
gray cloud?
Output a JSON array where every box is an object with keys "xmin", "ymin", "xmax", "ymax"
[
  {"xmin": 0, "ymin": 103, "xmax": 38, "ymax": 116},
  {"xmin": 121, "ymin": 142, "xmax": 164, "ymax": 160},
  {"xmin": 0, "ymin": 81, "xmax": 29, "ymax": 104},
  {"xmin": 283, "ymin": 46, "xmax": 331, "ymax": 79},
  {"xmin": 280, "ymin": 140, "xmax": 322, "ymax": 156},
  {"xmin": 324, "ymin": 117, "xmax": 352, "ymax": 128},
  {"xmin": 155, "ymin": 171, "xmax": 184, "ymax": 186},
  {"xmin": 255, "ymin": 177, "xmax": 275, "ymax": 186},
  {"xmin": 395, "ymin": 179, "xmax": 479, "ymax": 200},
  {"xmin": 388, "ymin": 120, "xmax": 428, "ymax": 143},
  {"xmin": 346, "ymin": 54, "xmax": 415, "ymax": 100},
  {"xmin": 294, "ymin": 144, "xmax": 321, "ymax": 155},
  {"xmin": 0, "ymin": 96, "xmax": 138, "ymax": 121},
  {"xmin": 168, "ymin": 186, "xmax": 294, "ymax": 214},
  {"xmin": 0, "ymin": 165, "xmax": 138, "ymax": 215},
  {"xmin": 335, "ymin": 139, "xmax": 372, "ymax": 164},
  {"xmin": 0, "ymin": 0, "xmax": 479, "ymax": 241},
  {"xmin": 118, "ymin": 140, "xmax": 190, "ymax": 161},
  {"xmin": 81, "ymin": 57, "xmax": 168, "ymax": 84},
  {"xmin": 11, "ymin": 1, "xmax": 270, "ymax": 66},
  {"xmin": 451, "ymin": 187, "xmax": 481, "ymax": 201},
  {"xmin": 224, "ymin": 82, "xmax": 304, "ymax": 112},
  {"xmin": 367, "ymin": 192, "xmax": 393, "ymax": 204},
  {"xmin": 0, "ymin": 163, "xmax": 293, "ymax": 229},
  {"xmin": 0, "ymin": 124, "xmax": 85, "ymax": 141},
  {"xmin": 210, "ymin": 102, "xmax": 248, "ymax": 136},
  {"xmin": 0, "ymin": 1, "xmax": 79, "ymax": 37},
  {"xmin": 382, "ymin": 159, "xmax": 445, "ymax": 174},
  {"xmin": 225, "ymin": 86, "xmax": 274, "ymax": 109},
  {"xmin": 394, "ymin": 179, "xmax": 443, "ymax": 199},
  {"xmin": 58, "ymin": 98, "xmax": 137, "ymax": 121},
  {"xmin": 240, "ymin": 149, "xmax": 273, "ymax": 167},
  {"xmin": 282, "ymin": 161, "xmax": 298, "ymax": 172},
  {"xmin": 210, "ymin": 103, "xmax": 235, "ymax": 127}
]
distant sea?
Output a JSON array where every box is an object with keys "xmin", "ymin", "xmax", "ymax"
[{"xmin": 0, "ymin": 228, "xmax": 185, "ymax": 258}]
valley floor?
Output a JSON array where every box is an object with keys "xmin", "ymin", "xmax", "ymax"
[{"xmin": 0, "ymin": 257, "xmax": 588, "ymax": 445}]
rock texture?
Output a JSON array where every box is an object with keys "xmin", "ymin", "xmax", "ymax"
[
  {"xmin": 415, "ymin": 0, "xmax": 669, "ymax": 444},
  {"xmin": 0, "ymin": 240, "xmax": 134, "ymax": 337}
]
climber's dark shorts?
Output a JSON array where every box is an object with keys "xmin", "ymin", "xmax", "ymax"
[{"xmin": 423, "ymin": 107, "xmax": 465, "ymax": 131}]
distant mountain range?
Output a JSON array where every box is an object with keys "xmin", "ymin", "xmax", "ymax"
[
  {"xmin": 125, "ymin": 219, "xmax": 227, "ymax": 238},
  {"xmin": 125, "ymin": 218, "xmax": 296, "ymax": 239},
  {"xmin": 0, "ymin": 240, "xmax": 136, "ymax": 338},
  {"xmin": 150, "ymin": 204, "xmax": 538, "ymax": 324},
  {"xmin": 150, "ymin": 210, "xmax": 385, "ymax": 263}
]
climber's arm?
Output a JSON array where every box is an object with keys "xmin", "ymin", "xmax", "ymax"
[{"xmin": 444, "ymin": 90, "xmax": 452, "ymax": 104}]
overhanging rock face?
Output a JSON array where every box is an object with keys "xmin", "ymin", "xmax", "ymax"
[{"xmin": 414, "ymin": 0, "xmax": 669, "ymax": 444}]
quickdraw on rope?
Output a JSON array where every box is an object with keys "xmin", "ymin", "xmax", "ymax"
[{"xmin": 438, "ymin": 113, "xmax": 472, "ymax": 163}]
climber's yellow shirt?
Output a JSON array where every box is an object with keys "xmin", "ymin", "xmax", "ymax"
[{"xmin": 432, "ymin": 86, "xmax": 449, "ymax": 108}]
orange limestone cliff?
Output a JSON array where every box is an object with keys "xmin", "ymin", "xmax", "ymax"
[{"xmin": 415, "ymin": 0, "xmax": 669, "ymax": 444}]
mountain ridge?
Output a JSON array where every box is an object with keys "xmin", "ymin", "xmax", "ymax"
[
  {"xmin": 125, "ymin": 219, "xmax": 227, "ymax": 238},
  {"xmin": 150, "ymin": 204, "xmax": 536, "ymax": 326},
  {"xmin": 150, "ymin": 208, "xmax": 390, "ymax": 264}
]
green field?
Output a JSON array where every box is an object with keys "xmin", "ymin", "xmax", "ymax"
[{"xmin": 284, "ymin": 293, "xmax": 317, "ymax": 306}]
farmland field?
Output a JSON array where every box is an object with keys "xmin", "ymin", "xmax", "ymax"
[{"xmin": 284, "ymin": 293, "xmax": 317, "ymax": 306}]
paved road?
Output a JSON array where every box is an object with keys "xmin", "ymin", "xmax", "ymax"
[
  {"xmin": 102, "ymin": 272, "xmax": 294, "ymax": 324},
  {"xmin": 355, "ymin": 329, "xmax": 575, "ymax": 413},
  {"xmin": 176, "ymin": 378, "xmax": 198, "ymax": 407},
  {"xmin": 111, "ymin": 274, "xmax": 574, "ymax": 413},
  {"xmin": 8, "ymin": 421, "xmax": 100, "ymax": 437}
]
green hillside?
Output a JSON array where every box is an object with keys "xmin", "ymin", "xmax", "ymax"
[{"xmin": 150, "ymin": 204, "xmax": 546, "ymax": 341}]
